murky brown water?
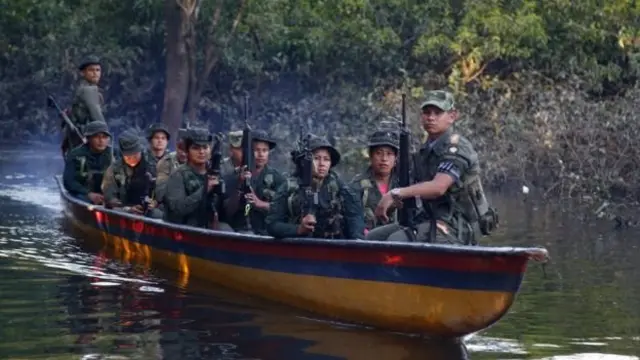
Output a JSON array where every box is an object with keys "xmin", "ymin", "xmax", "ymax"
[{"xmin": 0, "ymin": 147, "xmax": 638, "ymax": 359}]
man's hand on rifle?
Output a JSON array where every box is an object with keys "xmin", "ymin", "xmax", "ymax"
[
  {"xmin": 375, "ymin": 192, "xmax": 396, "ymax": 222},
  {"xmin": 238, "ymin": 167, "xmax": 252, "ymax": 182},
  {"xmin": 244, "ymin": 191, "xmax": 269, "ymax": 210},
  {"xmin": 128, "ymin": 205, "xmax": 145, "ymax": 215},
  {"xmin": 207, "ymin": 175, "xmax": 220, "ymax": 192},
  {"xmin": 297, "ymin": 214, "xmax": 316, "ymax": 235},
  {"xmin": 88, "ymin": 192, "xmax": 105, "ymax": 205}
]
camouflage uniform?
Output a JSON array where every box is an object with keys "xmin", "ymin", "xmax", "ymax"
[
  {"xmin": 63, "ymin": 121, "xmax": 113, "ymax": 202},
  {"xmin": 221, "ymin": 130, "xmax": 243, "ymax": 177},
  {"xmin": 101, "ymin": 129, "xmax": 162, "ymax": 218},
  {"xmin": 145, "ymin": 123, "xmax": 171, "ymax": 170},
  {"xmin": 224, "ymin": 130, "xmax": 285, "ymax": 234},
  {"xmin": 155, "ymin": 128, "xmax": 188, "ymax": 203},
  {"xmin": 366, "ymin": 91, "xmax": 497, "ymax": 245},
  {"xmin": 350, "ymin": 130, "xmax": 401, "ymax": 230},
  {"xmin": 163, "ymin": 129, "xmax": 232, "ymax": 230},
  {"xmin": 62, "ymin": 56, "xmax": 105, "ymax": 153},
  {"xmin": 265, "ymin": 135, "xmax": 365, "ymax": 239}
]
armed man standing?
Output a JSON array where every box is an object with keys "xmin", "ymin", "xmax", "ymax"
[
  {"xmin": 61, "ymin": 56, "xmax": 106, "ymax": 155},
  {"xmin": 366, "ymin": 90, "xmax": 498, "ymax": 245}
]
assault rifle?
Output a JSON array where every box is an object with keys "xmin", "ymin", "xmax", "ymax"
[
  {"xmin": 47, "ymin": 95, "xmax": 86, "ymax": 153},
  {"xmin": 239, "ymin": 94, "xmax": 254, "ymax": 231},
  {"xmin": 294, "ymin": 126, "xmax": 318, "ymax": 234},
  {"xmin": 141, "ymin": 171, "xmax": 157, "ymax": 216},
  {"xmin": 207, "ymin": 133, "xmax": 225, "ymax": 227},
  {"xmin": 397, "ymin": 93, "xmax": 419, "ymax": 241}
]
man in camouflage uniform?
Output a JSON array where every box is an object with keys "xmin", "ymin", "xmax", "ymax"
[
  {"xmin": 350, "ymin": 130, "xmax": 400, "ymax": 233},
  {"xmin": 61, "ymin": 56, "xmax": 106, "ymax": 155},
  {"xmin": 155, "ymin": 128, "xmax": 188, "ymax": 203},
  {"xmin": 221, "ymin": 130, "xmax": 243, "ymax": 176},
  {"xmin": 163, "ymin": 128, "xmax": 232, "ymax": 231},
  {"xmin": 224, "ymin": 130, "xmax": 285, "ymax": 234},
  {"xmin": 265, "ymin": 134, "xmax": 365, "ymax": 239},
  {"xmin": 63, "ymin": 121, "xmax": 113, "ymax": 204},
  {"xmin": 367, "ymin": 90, "xmax": 498, "ymax": 245},
  {"xmin": 145, "ymin": 123, "xmax": 171, "ymax": 169},
  {"xmin": 101, "ymin": 129, "xmax": 162, "ymax": 218}
]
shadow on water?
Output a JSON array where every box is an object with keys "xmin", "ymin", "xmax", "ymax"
[{"xmin": 0, "ymin": 148, "xmax": 639, "ymax": 359}]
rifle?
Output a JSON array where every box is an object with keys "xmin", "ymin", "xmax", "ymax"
[
  {"xmin": 239, "ymin": 94, "xmax": 254, "ymax": 231},
  {"xmin": 397, "ymin": 93, "xmax": 419, "ymax": 241},
  {"xmin": 207, "ymin": 133, "xmax": 225, "ymax": 228},
  {"xmin": 47, "ymin": 95, "xmax": 86, "ymax": 145},
  {"xmin": 141, "ymin": 171, "xmax": 157, "ymax": 216},
  {"xmin": 294, "ymin": 125, "xmax": 318, "ymax": 235}
]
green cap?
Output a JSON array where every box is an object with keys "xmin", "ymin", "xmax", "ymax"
[
  {"xmin": 420, "ymin": 90, "xmax": 455, "ymax": 111},
  {"xmin": 186, "ymin": 128, "xmax": 212, "ymax": 146},
  {"xmin": 368, "ymin": 130, "xmax": 399, "ymax": 150},
  {"xmin": 118, "ymin": 129, "xmax": 143, "ymax": 156},
  {"xmin": 78, "ymin": 55, "xmax": 101, "ymax": 71},
  {"xmin": 252, "ymin": 129, "xmax": 277, "ymax": 150},
  {"xmin": 147, "ymin": 123, "xmax": 170, "ymax": 140},
  {"xmin": 83, "ymin": 121, "xmax": 111, "ymax": 138}
]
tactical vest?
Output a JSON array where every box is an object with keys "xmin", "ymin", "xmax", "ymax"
[
  {"xmin": 285, "ymin": 172, "xmax": 344, "ymax": 238},
  {"xmin": 358, "ymin": 177, "xmax": 396, "ymax": 229},
  {"xmin": 75, "ymin": 147, "xmax": 113, "ymax": 194},
  {"xmin": 413, "ymin": 133, "xmax": 497, "ymax": 243},
  {"xmin": 111, "ymin": 156, "xmax": 156, "ymax": 205}
]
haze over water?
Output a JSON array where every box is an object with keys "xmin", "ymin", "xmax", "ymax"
[{"xmin": 0, "ymin": 147, "xmax": 638, "ymax": 359}]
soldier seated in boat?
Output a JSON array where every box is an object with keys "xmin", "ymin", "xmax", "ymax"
[
  {"xmin": 145, "ymin": 123, "xmax": 171, "ymax": 169},
  {"xmin": 265, "ymin": 134, "xmax": 365, "ymax": 239},
  {"xmin": 350, "ymin": 130, "xmax": 400, "ymax": 234},
  {"xmin": 163, "ymin": 128, "xmax": 233, "ymax": 231},
  {"xmin": 101, "ymin": 129, "xmax": 162, "ymax": 218},
  {"xmin": 221, "ymin": 130, "xmax": 243, "ymax": 177},
  {"xmin": 63, "ymin": 121, "xmax": 114, "ymax": 205},
  {"xmin": 155, "ymin": 128, "xmax": 188, "ymax": 204},
  {"xmin": 367, "ymin": 90, "xmax": 498, "ymax": 245},
  {"xmin": 224, "ymin": 130, "xmax": 285, "ymax": 235}
]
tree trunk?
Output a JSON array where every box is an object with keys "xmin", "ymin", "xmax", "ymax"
[{"xmin": 161, "ymin": 0, "xmax": 190, "ymax": 148}]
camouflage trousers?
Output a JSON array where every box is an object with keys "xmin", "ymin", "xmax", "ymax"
[{"xmin": 364, "ymin": 221, "xmax": 467, "ymax": 245}]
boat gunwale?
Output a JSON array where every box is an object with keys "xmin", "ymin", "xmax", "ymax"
[{"xmin": 54, "ymin": 175, "xmax": 543, "ymax": 259}]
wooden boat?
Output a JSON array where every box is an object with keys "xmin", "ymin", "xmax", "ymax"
[{"xmin": 55, "ymin": 175, "xmax": 548, "ymax": 338}]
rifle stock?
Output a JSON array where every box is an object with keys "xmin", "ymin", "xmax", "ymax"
[{"xmin": 47, "ymin": 95, "xmax": 86, "ymax": 144}]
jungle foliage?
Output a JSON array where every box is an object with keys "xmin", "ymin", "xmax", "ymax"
[{"xmin": 2, "ymin": 0, "xmax": 640, "ymax": 201}]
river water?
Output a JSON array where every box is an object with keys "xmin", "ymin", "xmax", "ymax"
[{"xmin": 0, "ymin": 147, "xmax": 638, "ymax": 359}]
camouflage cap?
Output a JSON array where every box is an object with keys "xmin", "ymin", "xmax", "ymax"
[
  {"xmin": 228, "ymin": 130, "xmax": 243, "ymax": 148},
  {"xmin": 420, "ymin": 90, "xmax": 455, "ymax": 111},
  {"xmin": 83, "ymin": 121, "xmax": 111, "ymax": 138},
  {"xmin": 252, "ymin": 129, "xmax": 277, "ymax": 150},
  {"xmin": 186, "ymin": 128, "xmax": 212, "ymax": 146},
  {"xmin": 118, "ymin": 129, "xmax": 143, "ymax": 156},
  {"xmin": 146, "ymin": 123, "xmax": 170, "ymax": 140},
  {"xmin": 368, "ymin": 130, "xmax": 399, "ymax": 150},
  {"xmin": 78, "ymin": 55, "xmax": 101, "ymax": 71}
]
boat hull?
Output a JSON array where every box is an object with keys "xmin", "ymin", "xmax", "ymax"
[{"xmin": 55, "ymin": 176, "xmax": 543, "ymax": 337}]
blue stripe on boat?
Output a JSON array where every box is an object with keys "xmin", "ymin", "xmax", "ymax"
[{"xmin": 88, "ymin": 223, "xmax": 525, "ymax": 293}]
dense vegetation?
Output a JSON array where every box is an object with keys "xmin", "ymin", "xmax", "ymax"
[{"xmin": 2, "ymin": 0, "xmax": 640, "ymax": 202}]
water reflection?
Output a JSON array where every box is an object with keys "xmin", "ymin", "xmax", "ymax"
[{"xmin": 1, "ymin": 149, "xmax": 640, "ymax": 359}]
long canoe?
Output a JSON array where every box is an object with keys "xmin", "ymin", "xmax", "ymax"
[{"xmin": 55, "ymin": 175, "xmax": 548, "ymax": 338}]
